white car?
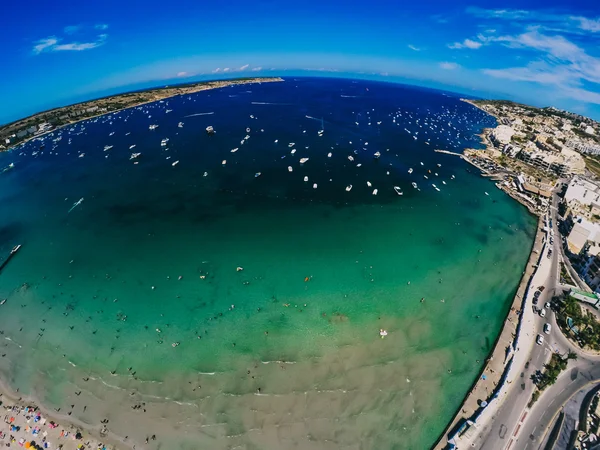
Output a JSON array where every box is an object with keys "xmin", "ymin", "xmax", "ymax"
[
  {"xmin": 544, "ymin": 302, "xmax": 551, "ymax": 309},
  {"xmin": 544, "ymin": 323, "xmax": 551, "ymax": 334},
  {"xmin": 536, "ymin": 334, "xmax": 544, "ymax": 345},
  {"xmin": 540, "ymin": 308, "xmax": 546, "ymax": 318}
]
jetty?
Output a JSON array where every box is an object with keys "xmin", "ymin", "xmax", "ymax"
[
  {"xmin": 0, "ymin": 244, "xmax": 22, "ymax": 273},
  {"xmin": 434, "ymin": 149, "xmax": 464, "ymax": 157}
]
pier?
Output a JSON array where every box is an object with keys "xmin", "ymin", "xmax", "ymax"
[
  {"xmin": 0, "ymin": 245, "xmax": 22, "ymax": 274},
  {"xmin": 434, "ymin": 149, "xmax": 465, "ymax": 157}
]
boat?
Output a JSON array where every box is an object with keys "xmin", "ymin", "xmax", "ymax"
[
  {"xmin": 0, "ymin": 299, "xmax": 6, "ymax": 305},
  {"xmin": 130, "ymin": 153, "xmax": 141, "ymax": 160},
  {"xmin": 327, "ymin": 152, "xmax": 332, "ymax": 158},
  {"xmin": 412, "ymin": 182, "xmax": 418, "ymax": 189},
  {"xmin": 346, "ymin": 185, "xmax": 353, "ymax": 192},
  {"xmin": 172, "ymin": 160, "xmax": 179, "ymax": 167},
  {"xmin": 178, "ymin": 122, "xmax": 184, "ymax": 128},
  {"xmin": 374, "ymin": 151, "xmax": 381, "ymax": 159},
  {"xmin": 255, "ymin": 172, "xmax": 262, "ymax": 178},
  {"xmin": 393, "ymin": 186, "xmax": 403, "ymax": 196},
  {"xmin": 288, "ymin": 142, "xmax": 295, "ymax": 147},
  {"xmin": 68, "ymin": 198, "xmax": 84, "ymax": 213},
  {"xmin": 166, "ymin": 109, "xmax": 172, "ymax": 114},
  {"xmin": 313, "ymin": 183, "xmax": 317, "ymax": 189},
  {"xmin": 442, "ymin": 181, "xmax": 446, "ymax": 185},
  {"xmin": 246, "ymin": 127, "xmax": 251, "ymax": 133},
  {"xmin": 222, "ymin": 160, "xmax": 227, "ymax": 165},
  {"xmin": 424, "ymin": 175, "xmax": 428, "ymax": 179},
  {"xmin": 451, "ymin": 175, "xmax": 455, "ymax": 179},
  {"xmin": 408, "ymin": 168, "xmax": 413, "ymax": 174},
  {"xmin": 420, "ymin": 162, "xmax": 424, "ymax": 166},
  {"xmin": 129, "ymin": 144, "xmax": 136, "ymax": 149},
  {"xmin": 103, "ymin": 145, "xmax": 113, "ymax": 151},
  {"xmin": 318, "ymin": 130, "xmax": 324, "ymax": 136},
  {"xmin": 372, "ymin": 189, "xmax": 378, "ymax": 195},
  {"xmin": 303, "ymin": 176, "xmax": 309, "ymax": 182},
  {"xmin": 11, "ymin": 244, "xmax": 21, "ymax": 254},
  {"xmin": 432, "ymin": 184, "xmax": 440, "ymax": 192},
  {"xmin": 288, "ymin": 166, "xmax": 293, "ymax": 172},
  {"xmin": 231, "ymin": 148, "xmax": 239, "ymax": 153},
  {"xmin": 160, "ymin": 138, "xmax": 169, "ymax": 146},
  {"xmin": 149, "ymin": 124, "xmax": 159, "ymax": 130},
  {"xmin": 485, "ymin": 192, "xmax": 489, "ymax": 196},
  {"xmin": 206, "ymin": 126, "xmax": 215, "ymax": 135},
  {"xmin": 437, "ymin": 163, "xmax": 441, "ymax": 167},
  {"xmin": 300, "ymin": 158, "xmax": 309, "ymax": 164},
  {"xmin": 291, "ymin": 149, "xmax": 297, "ymax": 155},
  {"xmin": 348, "ymin": 156, "xmax": 354, "ymax": 162}
]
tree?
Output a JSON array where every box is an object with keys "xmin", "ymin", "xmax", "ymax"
[{"xmin": 567, "ymin": 349, "xmax": 578, "ymax": 361}]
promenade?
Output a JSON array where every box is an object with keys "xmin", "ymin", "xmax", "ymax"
[{"xmin": 434, "ymin": 214, "xmax": 548, "ymax": 449}]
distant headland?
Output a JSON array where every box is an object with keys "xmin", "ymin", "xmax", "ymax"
[{"xmin": 0, "ymin": 77, "xmax": 283, "ymax": 151}]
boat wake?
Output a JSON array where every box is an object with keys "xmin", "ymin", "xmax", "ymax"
[{"xmin": 184, "ymin": 112, "xmax": 215, "ymax": 117}]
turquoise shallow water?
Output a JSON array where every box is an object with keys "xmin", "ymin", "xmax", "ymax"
[{"xmin": 0, "ymin": 78, "xmax": 536, "ymax": 449}]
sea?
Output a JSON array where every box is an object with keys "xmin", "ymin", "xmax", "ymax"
[{"xmin": 0, "ymin": 77, "xmax": 537, "ymax": 449}]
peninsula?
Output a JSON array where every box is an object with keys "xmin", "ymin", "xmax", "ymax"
[{"xmin": 0, "ymin": 77, "xmax": 283, "ymax": 151}]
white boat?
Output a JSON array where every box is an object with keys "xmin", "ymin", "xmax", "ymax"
[
  {"xmin": 288, "ymin": 142, "xmax": 295, "ymax": 147},
  {"xmin": 437, "ymin": 163, "xmax": 441, "ymax": 167},
  {"xmin": 372, "ymin": 189, "xmax": 378, "ymax": 195},
  {"xmin": 420, "ymin": 162, "xmax": 424, "ymax": 166},
  {"xmin": 103, "ymin": 145, "xmax": 113, "ymax": 151},
  {"xmin": 393, "ymin": 186, "xmax": 403, "ymax": 196},
  {"xmin": 291, "ymin": 149, "xmax": 297, "ymax": 155},
  {"xmin": 442, "ymin": 181, "xmax": 446, "ymax": 185},
  {"xmin": 206, "ymin": 126, "xmax": 215, "ymax": 135},
  {"xmin": 303, "ymin": 176, "xmax": 309, "ymax": 182},
  {"xmin": 129, "ymin": 144, "xmax": 137, "ymax": 149},
  {"xmin": 485, "ymin": 192, "xmax": 489, "ymax": 196},
  {"xmin": 367, "ymin": 181, "xmax": 372, "ymax": 187},
  {"xmin": 313, "ymin": 183, "xmax": 317, "ymax": 189},
  {"xmin": 451, "ymin": 175, "xmax": 455, "ymax": 179},
  {"xmin": 327, "ymin": 152, "xmax": 332, "ymax": 158},
  {"xmin": 231, "ymin": 148, "xmax": 239, "ymax": 153},
  {"xmin": 172, "ymin": 160, "xmax": 179, "ymax": 167},
  {"xmin": 130, "ymin": 153, "xmax": 141, "ymax": 160},
  {"xmin": 300, "ymin": 158, "xmax": 309, "ymax": 164},
  {"xmin": 78, "ymin": 153, "xmax": 85, "ymax": 158},
  {"xmin": 432, "ymin": 184, "xmax": 440, "ymax": 192},
  {"xmin": 374, "ymin": 151, "xmax": 381, "ymax": 159},
  {"xmin": 246, "ymin": 127, "xmax": 251, "ymax": 133},
  {"xmin": 222, "ymin": 160, "xmax": 227, "ymax": 165},
  {"xmin": 408, "ymin": 168, "xmax": 413, "ymax": 174},
  {"xmin": 166, "ymin": 109, "xmax": 172, "ymax": 113},
  {"xmin": 178, "ymin": 122, "xmax": 184, "ymax": 128},
  {"xmin": 160, "ymin": 138, "xmax": 169, "ymax": 146},
  {"xmin": 348, "ymin": 156, "xmax": 354, "ymax": 162},
  {"xmin": 318, "ymin": 130, "xmax": 324, "ymax": 136},
  {"xmin": 255, "ymin": 172, "xmax": 261, "ymax": 178},
  {"xmin": 346, "ymin": 185, "xmax": 353, "ymax": 192},
  {"xmin": 0, "ymin": 299, "xmax": 6, "ymax": 306},
  {"xmin": 149, "ymin": 124, "xmax": 159, "ymax": 130},
  {"xmin": 424, "ymin": 175, "xmax": 429, "ymax": 179},
  {"xmin": 412, "ymin": 182, "xmax": 417, "ymax": 189},
  {"xmin": 288, "ymin": 166, "xmax": 293, "ymax": 172}
]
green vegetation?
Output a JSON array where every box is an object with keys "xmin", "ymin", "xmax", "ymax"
[
  {"xmin": 556, "ymin": 295, "xmax": 600, "ymax": 350},
  {"xmin": 560, "ymin": 263, "xmax": 575, "ymax": 285},
  {"xmin": 529, "ymin": 352, "xmax": 577, "ymax": 407}
]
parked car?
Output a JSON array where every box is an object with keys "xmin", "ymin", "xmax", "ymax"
[
  {"xmin": 536, "ymin": 334, "xmax": 544, "ymax": 345},
  {"xmin": 544, "ymin": 302, "xmax": 551, "ymax": 309},
  {"xmin": 540, "ymin": 308, "xmax": 547, "ymax": 318},
  {"xmin": 544, "ymin": 323, "xmax": 551, "ymax": 334}
]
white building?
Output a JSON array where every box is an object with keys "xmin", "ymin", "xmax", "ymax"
[
  {"xmin": 586, "ymin": 126, "xmax": 596, "ymax": 135},
  {"xmin": 491, "ymin": 125, "xmax": 515, "ymax": 145},
  {"xmin": 564, "ymin": 176, "xmax": 600, "ymax": 207},
  {"xmin": 567, "ymin": 216, "xmax": 600, "ymax": 254}
]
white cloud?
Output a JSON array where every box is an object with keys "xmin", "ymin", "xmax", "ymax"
[
  {"xmin": 64, "ymin": 25, "xmax": 81, "ymax": 35},
  {"xmin": 408, "ymin": 44, "xmax": 420, "ymax": 51},
  {"xmin": 176, "ymin": 71, "xmax": 188, "ymax": 77},
  {"xmin": 33, "ymin": 37, "xmax": 59, "ymax": 54},
  {"xmin": 251, "ymin": 67, "xmax": 262, "ymax": 71},
  {"xmin": 439, "ymin": 62, "xmax": 460, "ymax": 70},
  {"xmin": 223, "ymin": 68, "xmax": 230, "ymax": 72},
  {"xmin": 33, "ymin": 27, "xmax": 108, "ymax": 54},
  {"xmin": 238, "ymin": 64, "xmax": 249, "ymax": 71},
  {"xmin": 212, "ymin": 68, "xmax": 221, "ymax": 73},
  {"xmin": 571, "ymin": 16, "xmax": 600, "ymax": 33},
  {"xmin": 95, "ymin": 24, "xmax": 109, "ymax": 30},
  {"xmin": 449, "ymin": 38, "xmax": 483, "ymax": 49}
]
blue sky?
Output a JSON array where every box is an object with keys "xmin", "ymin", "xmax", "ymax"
[{"xmin": 2, "ymin": 0, "xmax": 600, "ymax": 123}]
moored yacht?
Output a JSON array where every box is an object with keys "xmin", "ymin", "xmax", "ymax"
[
  {"xmin": 393, "ymin": 186, "xmax": 403, "ymax": 196},
  {"xmin": 408, "ymin": 168, "xmax": 413, "ymax": 174}
]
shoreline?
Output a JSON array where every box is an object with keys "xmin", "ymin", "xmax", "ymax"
[
  {"xmin": 0, "ymin": 377, "xmax": 132, "ymax": 449},
  {"xmin": 433, "ymin": 102, "xmax": 544, "ymax": 449},
  {"xmin": 1, "ymin": 77, "xmax": 284, "ymax": 154}
]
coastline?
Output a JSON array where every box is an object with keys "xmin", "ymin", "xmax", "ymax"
[
  {"xmin": 1, "ymin": 77, "xmax": 284, "ymax": 154},
  {"xmin": 0, "ymin": 377, "xmax": 131, "ymax": 450}
]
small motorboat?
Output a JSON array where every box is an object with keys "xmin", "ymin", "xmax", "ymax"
[
  {"xmin": 172, "ymin": 160, "xmax": 179, "ymax": 167},
  {"xmin": 408, "ymin": 168, "xmax": 413, "ymax": 174},
  {"xmin": 130, "ymin": 152, "xmax": 141, "ymax": 160},
  {"xmin": 372, "ymin": 189, "xmax": 378, "ymax": 195},
  {"xmin": 300, "ymin": 158, "xmax": 309, "ymax": 164},
  {"xmin": 346, "ymin": 185, "xmax": 353, "ymax": 192},
  {"xmin": 206, "ymin": 126, "xmax": 215, "ymax": 135},
  {"xmin": 432, "ymin": 184, "xmax": 440, "ymax": 192},
  {"xmin": 374, "ymin": 151, "xmax": 381, "ymax": 159},
  {"xmin": 393, "ymin": 186, "xmax": 403, "ymax": 196},
  {"xmin": 412, "ymin": 182, "xmax": 418, "ymax": 189}
]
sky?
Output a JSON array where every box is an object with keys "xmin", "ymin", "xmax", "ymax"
[{"xmin": 2, "ymin": 0, "xmax": 600, "ymax": 124}]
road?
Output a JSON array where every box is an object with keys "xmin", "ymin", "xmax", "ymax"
[{"xmin": 476, "ymin": 188, "xmax": 571, "ymax": 450}]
